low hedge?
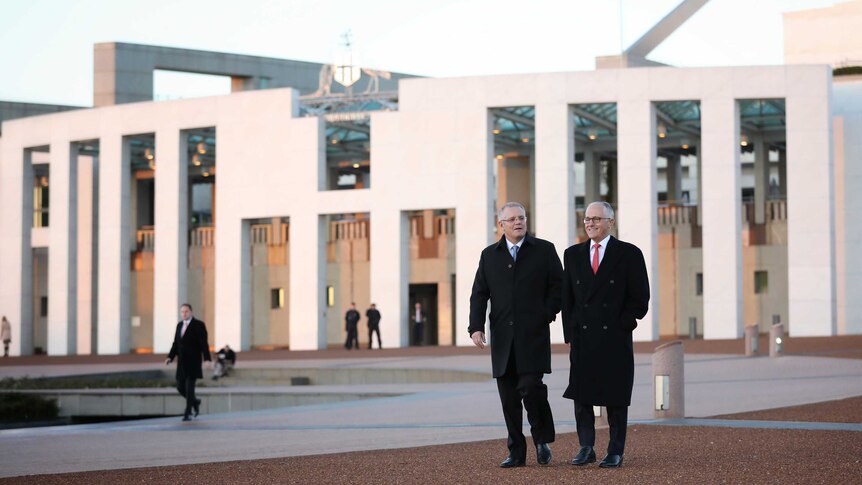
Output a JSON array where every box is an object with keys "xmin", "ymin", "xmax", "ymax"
[{"xmin": 0, "ymin": 393, "xmax": 59, "ymax": 422}]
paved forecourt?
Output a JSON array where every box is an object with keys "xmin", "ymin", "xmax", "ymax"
[{"xmin": 1, "ymin": 350, "xmax": 861, "ymax": 478}]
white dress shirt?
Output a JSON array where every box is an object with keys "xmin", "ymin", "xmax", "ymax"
[
  {"xmin": 506, "ymin": 237, "xmax": 524, "ymax": 261},
  {"xmin": 589, "ymin": 234, "xmax": 611, "ymax": 266}
]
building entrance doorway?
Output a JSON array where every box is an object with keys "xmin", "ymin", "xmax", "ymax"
[{"xmin": 409, "ymin": 283, "xmax": 438, "ymax": 346}]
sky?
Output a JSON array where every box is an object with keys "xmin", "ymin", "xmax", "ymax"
[{"xmin": 0, "ymin": 0, "xmax": 842, "ymax": 106}]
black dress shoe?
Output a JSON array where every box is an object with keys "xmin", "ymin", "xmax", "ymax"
[
  {"xmin": 193, "ymin": 398, "xmax": 201, "ymax": 417},
  {"xmin": 599, "ymin": 454, "xmax": 623, "ymax": 468},
  {"xmin": 499, "ymin": 456, "xmax": 526, "ymax": 468},
  {"xmin": 181, "ymin": 415, "xmax": 192, "ymax": 422},
  {"xmin": 536, "ymin": 443, "xmax": 552, "ymax": 465},
  {"xmin": 571, "ymin": 446, "xmax": 596, "ymax": 466}
]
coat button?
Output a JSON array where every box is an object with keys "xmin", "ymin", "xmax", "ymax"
[
  {"xmin": 582, "ymin": 325, "xmax": 587, "ymax": 329},
  {"xmin": 508, "ymin": 264, "xmax": 512, "ymax": 268},
  {"xmin": 610, "ymin": 279, "xmax": 615, "ymax": 284},
  {"xmin": 576, "ymin": 280, "xmax": 580, "ymax": 284},
  {"xmin": 603, "ymin": 325, "xmax": 608, "ymax": 330},
  {"xmin": 508, "ymin": 321, "xmax": 514, "ymax": 326},
  {"xmin": 603, "ymin": 303, "xmax": 608, "ymax": 308}
]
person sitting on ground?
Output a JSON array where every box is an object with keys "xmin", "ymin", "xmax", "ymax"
[{"xmin": 212, "ymin": 344, "xmax": 237, "ymax": 380}]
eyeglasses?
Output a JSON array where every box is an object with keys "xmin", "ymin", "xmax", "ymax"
[
  {"xmin": 500, "ymin": 216, "xmax": 527, "ymax": 224},
  {"xmin": 583, "ymin": 217, "xmax": 612, "ymax": 224}
]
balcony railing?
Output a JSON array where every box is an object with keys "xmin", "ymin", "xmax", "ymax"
[
  {"xmin": 250, "ymin": 223, "xmax": 289, "ymax": 246},
  {"xmin": 137, "ymin": 227, "xmax": 155, "ymax": 251},
  {"xmin": 410, "ymin": 215, "xmax": 456, "ymax": 238},
  {"xmin": 189, "ymin": 227, "xmax": 214, "ymax": 247},
  {"xmin": 135, "ymin": 226, "xmax": 216, "ymax": 251},
  {"xmin": 330, "ymin": 220, "xmax": 368, "ymax": 241}
]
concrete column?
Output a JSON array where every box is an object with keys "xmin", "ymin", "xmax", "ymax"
[
  {"xmin": 534, "ymin": 103, "xmax": 574, "ymax": 343},
  {"xmin": 97, "ymin": 135, "xmax": 131, "ymax": 354},
  {"xmin": 695, "ymin": 145, "xmax": 703, "ymax": 226},
  {"xmin": 153, "ymin": 129, "xmax": 188, "ymax": 353},
  {"xmin": 455, "ymin": 109, "xmax": 496, "ymax": 347},
  {"xmin": 666, "ymin": 154, "xmax": 682, "ymax": 202},
  {"xmin": 617, "ymin": 99, "xmax": 658, "ymax": 341},
  {"xmin": 47, "ymin": 140, "xmax": 77, "ymax": 355},
  {"xmin": 583, "ymin": 150, "xmax": 601, "ymax": 207},
  {"xmin": 701, "ymin": 98, "xmax": 742, "ymax": 339},
  {"xmin": 0, "ymin": 142, "xmax": 33, "ymax": 356},
  {"xmin": 289, "ymin": 212, "xmax": 326, "ymax": 349},
  {"xmin": 370, "ymin": 209, "xmax": 409, "ymax": 347},
  {"xmin": 778, "ymin": 149, "xmax": 787, "ymax": 199},
  {"xmin": 786, "ymin": 69, "xmax": 835, "ymax": 336},
  {"xmin": 214, "ymin": 215, "xmax": 249, "ymax": 350},
  {"xmin": 76, "ymin": 153, "xmax": 98, "ymax": 355},
  {"xmin": 753, "ymin": 136, "xmax": 769, "ymax": 224},
  {"xmin": 421, "ymin": 209, "xmax": 434, "ymax": 239}
]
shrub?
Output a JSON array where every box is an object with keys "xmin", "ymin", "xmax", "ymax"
[{"xmin": 0, "ymin": 393, "xmax": 59, "ymax": 422}]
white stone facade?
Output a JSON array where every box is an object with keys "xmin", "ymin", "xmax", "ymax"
[{"xmin": 0, "ymin": 64, "xmax": 851, "ymax": 356}]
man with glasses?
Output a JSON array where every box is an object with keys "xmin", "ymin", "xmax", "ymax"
[
  {"xmin": 469, "ymin": 201, "xmax": 563, "ymax": 468},
  {"xmin": 561, "ymin": 201, "xmax": 649, "ymax": 469}
]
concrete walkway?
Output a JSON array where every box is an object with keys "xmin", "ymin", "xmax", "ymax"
[{"xmin": 1, "ymin": 351, "xmax": 861, "ymax": 478}]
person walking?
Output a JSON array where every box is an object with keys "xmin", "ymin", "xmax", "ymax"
[
  {"xmin": 165, "ymin": 303, "xmax": 211, "ymax": 421},
  {"xmin": 561, "ymin": 201, "xmax": 650, "ymax": 469},
  {"xmin": 469, "ymin": 201, "xmax": 563, "ymax": 468}
]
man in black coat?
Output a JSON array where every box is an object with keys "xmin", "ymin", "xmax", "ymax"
[
  {"xmin": 469, "ymin": 201, "xmax": 563, "ymax": 468},
  {"xmin": 344, "ymin": 302, "xmax": 361, "ymax": 350},
  {"xmin": 166, "ymin": 303, "xmax": 212, "ymax": 421},
  {"xmin": 366, "ymin": 303, "xmax": 382, "ymax": 349},
  {"xmin": 561, "ymin": 201, "xmax": 650, "ymax": 468}
]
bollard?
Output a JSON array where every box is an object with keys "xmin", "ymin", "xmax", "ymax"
[
  {"xmin": 745, "ymin": 324, "xmax": 759, "ymax": 356},
  {"xmin": 688, "ymin": 317, "xmax": 697, "ymax": 340},
  {"xmin": 652, "ymin": 340, "xmax": 685, "ymax": 419},
  {"xmin": 770, "ymin": 323, "xmax": 784, "ymax": 357},
  {"xmin": 592, "ymin": 405, "xmax": 608, "ymax": 428}
]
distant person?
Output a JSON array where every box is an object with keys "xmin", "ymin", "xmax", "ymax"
[
  {"xmin": 562, "ymin": 201, "xmax": 650, "ymax": 469},
  {"xmin": 165, "ymin": 303, "xmax": 211, "ymax": 421},
  {"xmin": 1, "ymin": 316, "xmax": 11, "ymax": 357},
  {"xmin": 411, "ymin": 302, "xmax": 426, "ymax": 346},
  {"xmin": 212, "ymin": 344, "xmax": 236, "ymax": 380},
  {"xmin": 366, "ymin": 303, "xmax": 382, "ymax": 349},
  {"xmin": 469, "ymin": 201, "xmax": 563, "ymax": 468},
  {"xmin": 344, "ymin": 302, "xmax": 361, "ymax": 350}
]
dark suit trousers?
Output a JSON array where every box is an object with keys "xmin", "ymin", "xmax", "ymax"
[
  {"xmin": 345, "ymin": 325, "xmax": 359, "ymax": 349},
  {"xmin": 176, "ymin": 364, "xmax": 198, "ymax": 417},
  {"xmin": 574, "ymin": 401, "xmax": 628, "ymax": 455},
  {"xmin": 368, "ymin": 326, "xmax": 382, "ymax": 349},
  {"xmin": 496, "ymin": 349, "xmax": 555, "ymax": 459}
]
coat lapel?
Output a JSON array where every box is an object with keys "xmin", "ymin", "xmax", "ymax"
[{"xmin": 495, "ymin": 234, "xmax": 534, "ymax": 265}]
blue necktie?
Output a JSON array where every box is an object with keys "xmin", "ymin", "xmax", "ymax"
[{"xmin": 511, "ymin": 245, "xmax": 518, "ymax": 262}]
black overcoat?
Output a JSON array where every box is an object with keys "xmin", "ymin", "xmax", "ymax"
[
  {"xmin": 468, "ymin": 234, "xmax": 563, "ymax": 377},
  {"xmin": 561, "ymin": 236, "xmax": 649, "ymax": 406},
  {"xmin": 167, "ymin": 318, "xmax": 211, "ymax": 380}
]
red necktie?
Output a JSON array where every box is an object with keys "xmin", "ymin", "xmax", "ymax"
[{"xmin": 592, "ymin": 243, "xmax": 601, "ymax": 274}]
